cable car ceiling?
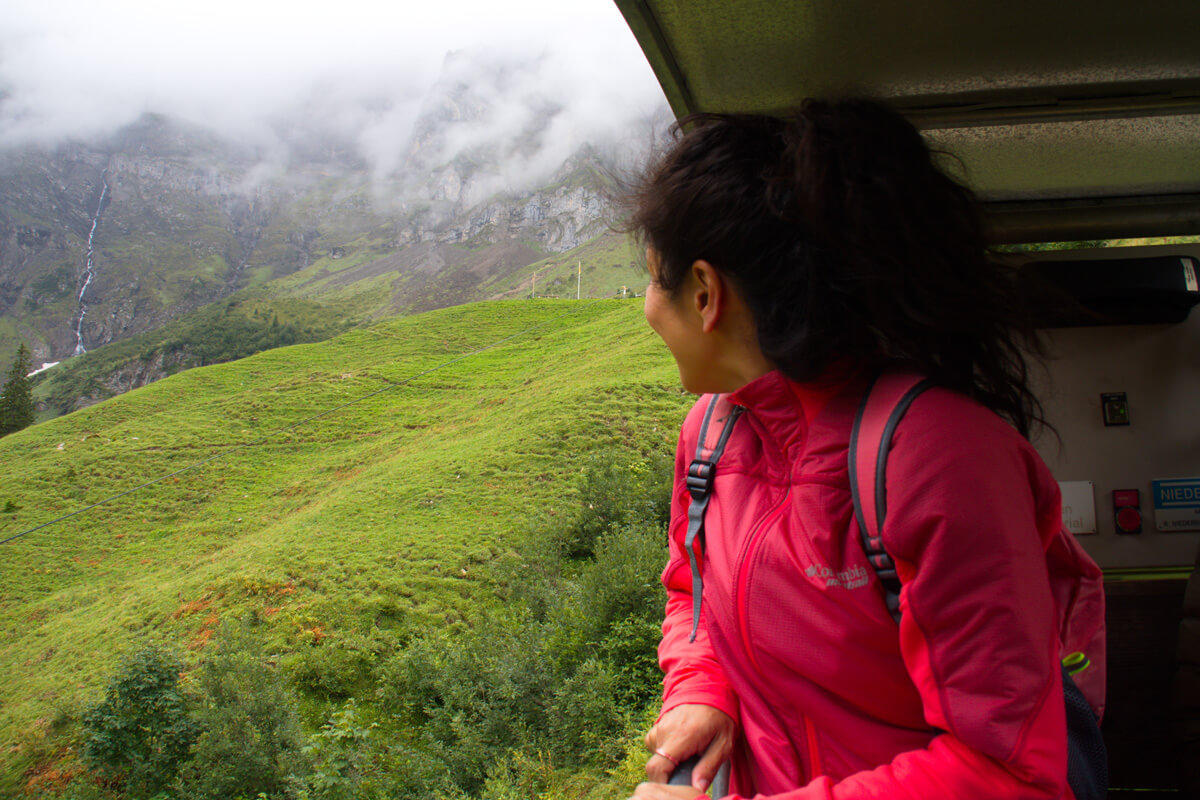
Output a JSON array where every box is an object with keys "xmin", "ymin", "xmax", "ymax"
[{"xmin": 613, "ymin": 0, "xmax": 1200, "ymax": 242}]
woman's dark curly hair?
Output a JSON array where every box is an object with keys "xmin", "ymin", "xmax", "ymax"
[{"xmin": 628, "ymin": 97, "xmax": 1047, "ymax": 439}]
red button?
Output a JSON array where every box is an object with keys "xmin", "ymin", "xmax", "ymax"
[{"xmin": 1116, "ymin": 507, "xmax": 1141, "ymax": 533}]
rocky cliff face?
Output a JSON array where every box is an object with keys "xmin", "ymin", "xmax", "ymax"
[
  {"xmin": 392, "ymin": 162, "xmax": 612, "ymax": 252},
  {"xmin": 0, "ymin": 120, "xmax": 276, "ymax": 368}
]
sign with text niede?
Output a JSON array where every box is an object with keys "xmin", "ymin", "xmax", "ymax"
[{"xmin": 1152, "ymin": 478, "xmax": 1200, "ymax": 531}]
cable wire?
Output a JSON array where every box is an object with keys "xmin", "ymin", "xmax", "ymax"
[{"xmin": 1, "ymin": 297, "xmax": 617, "ymax": 546}]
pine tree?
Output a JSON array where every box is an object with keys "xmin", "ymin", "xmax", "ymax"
[{"xmin": 0, "ymin": 343, "xmax": 35, "ymax": 437}]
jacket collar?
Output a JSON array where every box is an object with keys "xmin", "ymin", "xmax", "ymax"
[{"xmin": 727, "ymin": 364, "xmax": 863, "ymax": 458}]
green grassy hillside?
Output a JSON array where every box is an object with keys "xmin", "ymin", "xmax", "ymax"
[
  {"xmin": 25, "ymin": 230, "xmax": 645, "ymax": 421},
  {"xmin": 0, "ymin": 298, "xmax": 691, "ymax": 796}
]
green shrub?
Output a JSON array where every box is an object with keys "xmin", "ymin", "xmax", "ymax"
[
  {"xmin": 300, "ymin": 700, "xmax": 376, "ymax": 800},
  {"xmin": 598, "ymin": 613, "xmax": 664, "ymax": 711},
  {"xmin": 287, "ymin": 632, "xmax": 391, "ymax": 700},
  {"xmin": 580, "ymin": 524, "xmax": 668, "ymax": 707},
  {"xmin": 382, "ymin": 616, "xmax": 553, "ymax": 794},
  {"xmin": 372, "ymin": 743, "xmax": 459, "ymax": 800},
  {"xmin": 369, "ymin": 446, "xmax": 674, "ymax": 799},
  {"xmin": 565, "ymin": 450, "xmax": 672, "ymax": 558},
  {"xmin": 80, "ymin": 646, "xmax": 198, "ymax": 798},
  {"xmin": 478, "ymin": 750, "xmax": 555, "ymax": 800},
  {"xmin": 548, "ymin": 659, "xmax": 628, "ymax": 765},
  {"xmin": 175, "ymin": 623, "xmax": 306, "ymax": 800}
]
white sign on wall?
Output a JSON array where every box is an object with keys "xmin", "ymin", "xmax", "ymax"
[{"xmin": 1059, "ymin": 481, "xmax": 1097, "ymax": 535}]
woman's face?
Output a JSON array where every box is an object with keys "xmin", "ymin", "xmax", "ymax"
[{"xmin": 644, "ymin": 247, "xmax": 710, "ymax": 393}]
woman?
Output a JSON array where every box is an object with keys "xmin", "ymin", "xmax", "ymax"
[{"xmin": 626, "ymin": 99, "xmax": 1103, "ymax": 799}]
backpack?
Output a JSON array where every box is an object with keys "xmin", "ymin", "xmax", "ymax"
[{"xmin": 685, "ymin": 373, "xmax": 1108, "ymax": 798}]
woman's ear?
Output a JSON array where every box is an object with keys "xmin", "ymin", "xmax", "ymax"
[{"xmin": 690, "ymin": 260, "xmax": 725, "ymax": 333}]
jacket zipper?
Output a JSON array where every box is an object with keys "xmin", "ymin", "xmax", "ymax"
[
  {"xmin": 729, "ymin": 482, "xmax": 828, "ymax": 782},
  {"xmin": 732, "ymin": 489, "xmax": 791, "ymax": 674}
]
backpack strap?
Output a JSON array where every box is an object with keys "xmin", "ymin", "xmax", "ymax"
[
  {"xmin": 848, "ymin": 371, "xmax": 936, "ymax": 623},
  {"xmin": 684, "ymin": 395, "xmax": 744, "ymax": 643}
]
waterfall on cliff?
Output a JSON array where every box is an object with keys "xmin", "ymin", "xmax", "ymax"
[{"xmin": 74, "ymin": 167, "xmax": 109, "ymax": 356}]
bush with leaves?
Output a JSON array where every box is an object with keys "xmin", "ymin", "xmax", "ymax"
[
  {"xmin": 478, "ymin": 750, "xmax": 556, "ymax": 800},
  {"xmin": 547, "ymin": 659, "xmax": 629, "ymax": 765},
  {"xmin": 578, "ymin": 524, "xmax": 670, "ymax": 707},
  {"xmin": 81, "ymin": 646, "xmax": 198, "ymax": 798},
  {"xmin": 287, "ymin": 631, "xmax": 394, "ymax": 701},
  {"xmin": 175, "ymin": 623, "xmax": 307, "ymax": 800},
  {"xmin": 300, "ymin": 700, "xmax": 377, "ymax": 800},
  {"xmin": 380, "ymin": 612, "xmax": 555, "ymax": 794},
  {"xmin": 370, "ymin": 743, "xmax": 460, "ymax": 800},
  {"xmin": 563, "ymin": 449, "xmax": 672, "ymax": 558}
]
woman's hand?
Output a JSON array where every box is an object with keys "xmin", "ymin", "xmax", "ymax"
[
  {"xmin": 629, "ymin": 782, "xmax": 709, "ymax": 800},
  {"xmin": 643, "ymin": 703, "xmax": 736, "ymax": 791}
]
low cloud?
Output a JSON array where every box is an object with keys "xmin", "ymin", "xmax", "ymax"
[{"xmin": 0, "ymin": 0, "xmax": 667, "ymax": 197}]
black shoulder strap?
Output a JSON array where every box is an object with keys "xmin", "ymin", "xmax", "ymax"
[
  {"xmin": 684, "ymin": 395, "xmax": 744, "ymax": 643},
  {"xmin": 848, "ymin": 372, "xmax": 936, "ymax": 623}
]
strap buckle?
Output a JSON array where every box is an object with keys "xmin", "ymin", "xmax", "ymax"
[{"xmin": 686, "ymin": 459, "xmax": 717, "ymax": 501}]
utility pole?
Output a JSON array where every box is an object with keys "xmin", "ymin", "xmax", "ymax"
[{"xmin": 577, "ymin": 261, "xmax": 581, "ymax": 300}]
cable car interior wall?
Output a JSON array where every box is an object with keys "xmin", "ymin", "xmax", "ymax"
[{"xmin": 1026, "ymin": 243, "xmax": 1200, "ymax": 570}]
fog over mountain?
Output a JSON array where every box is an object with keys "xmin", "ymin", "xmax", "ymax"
[{"xmin": 0, "ymin": 0, "xmax": 665, "ymax": 197}]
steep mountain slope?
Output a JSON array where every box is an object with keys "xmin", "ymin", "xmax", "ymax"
[
  {"xmin": 0, "ymin": 298, "xmax": 691, "ymax": 790},
  {"xmin": 0, "ymin": 116, "xmax": 629, "ymax": 370}
]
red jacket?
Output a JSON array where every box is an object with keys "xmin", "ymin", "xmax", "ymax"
[{"xmin": 659, "ymin": 370, "xmax": 1090, "ymax": 799}]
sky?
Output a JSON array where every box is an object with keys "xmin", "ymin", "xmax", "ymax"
[{"xmin": 0, "ymin": 0, "xmax": 667, "ymax": 182}]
